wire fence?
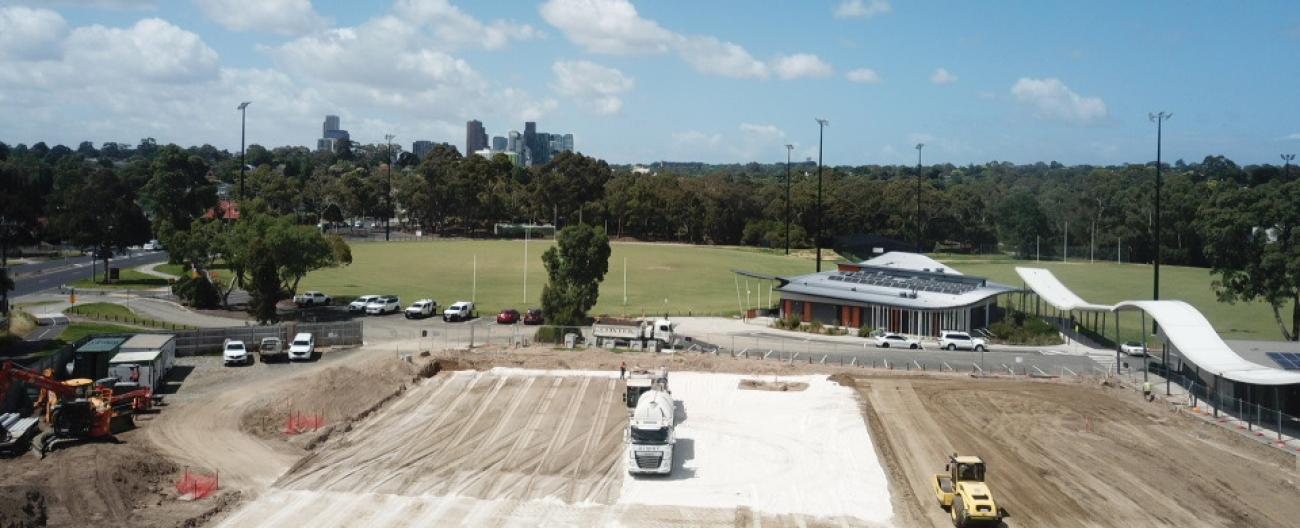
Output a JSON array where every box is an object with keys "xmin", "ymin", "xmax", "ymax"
[{"xmin": 170, "ymin": 321, "xmax": 362, "ymax": 355}]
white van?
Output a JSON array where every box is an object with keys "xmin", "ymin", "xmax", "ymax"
[{"xmin": 288, "ymin": 333, "xmax": 315, "ymax": 361}]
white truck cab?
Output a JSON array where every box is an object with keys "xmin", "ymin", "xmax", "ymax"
[
  {"xmin": 626, "ymin": 387, "xmax": 675, "ymax": 475},
  {"xmin": 443, "ymin": 301, "xmax": 475, "ymax": 322},
  {"xmin": 288, "ymin": 332, "xmax": 315, "ymax": 361}
]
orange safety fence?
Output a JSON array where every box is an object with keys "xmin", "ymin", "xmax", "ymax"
[
  {"xmin": 176, "ymin": 467, "xmax": 219, "ymax": 500},
  {"xmin": 283, "ymin": 409, "xmax": 325, "ymax": 435}
]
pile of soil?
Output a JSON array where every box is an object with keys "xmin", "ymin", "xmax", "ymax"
[
  {"xmin": 739, "ymin": 379, "xmax": 809, "ymax": 392},
  {"xmin": 239, "ymin": 357, "xmax": 419, "ymax": 446},
  {"xmin": 0, "ymin": 439, "xmax": 178, "ymax": 527}
]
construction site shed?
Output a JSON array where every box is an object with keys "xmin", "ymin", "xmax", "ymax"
[{"xmin": 73, "ymin": 336, "xmax": 128, "ymax": 380}]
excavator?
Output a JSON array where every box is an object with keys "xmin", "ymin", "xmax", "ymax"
[
  {"xmin": 0, "ymin": 361, "xmax": 153, "ymax": 457},
  {"xmin": 933, "ymin": 454, "xmax": 1004, "ymax": 527}
]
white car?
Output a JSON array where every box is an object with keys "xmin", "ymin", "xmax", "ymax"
[
  {"xmin": 143, "ymin": 239, "xmax": 162, "ymax": 251},
  {"xmin": 939, "ymin": 331, "xmax": 987, "ymax": 351},
  {"xmin": 288, "ymin": 333, "xmax": 315, "ymax": 361},
  {"xmin": 443, "ymin": 301, "xmax": 475, "ymax": 322},
  {"xmin": 223, "ymin": 339, "xmax": 251, "ymax": 366},
  {"xmin": 1120, "ymin": 342, "xmax": 1148, "ymax": 356},
  {"xmin": 874, "ymin": 333, "xmax": 921, "ymax": 349},
  {"xmin": 349, "ymin": 295, "xmax": 381, "ymax": 313},
  {"xmin": 405, "ymin": 299, "xmax": 438, "ymax": 319},
  {"xmin": 365, "ymin": 295, "xmax": 400, "ymax": 315},
  {"xmin": 293, "ymin": 290, "xmax": 332, "ymax": 307}
]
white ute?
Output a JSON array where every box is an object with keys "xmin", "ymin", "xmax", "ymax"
[
  {"xmin": 939, "ymin": 330, "xmax": 987, "ymax": 351},
  {"xmin": 288, "ymin": 332, "xmax": 314, "ymax": 361},
  {"xmin": 348, "ymin": 295, "xmax": 380, "ymax": 313},
  {"xmin": 443, "ymin": 301, "xmax": 475, "ymax": 322},
  {"xmin": 223, "ymin": 339, "xmax": 251, "ymax": 366},
  {"xmin": 626, "ymin": 377, "xmax": 675, "ymax": 475}
]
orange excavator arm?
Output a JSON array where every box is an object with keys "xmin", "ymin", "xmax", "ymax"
[{"xmin": 1, "ymin": 361, "xmax": 77, "ymax": 401}]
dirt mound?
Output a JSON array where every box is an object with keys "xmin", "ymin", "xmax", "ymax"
[
  {"xmin": 0, "ymin": 438, "xmax": 178, "ymax": 527},
  {"xmin": 240, "ymin": 357, "xmax": 418, "ymax": 445},
  {"xmin": 739, "ymin": 378, "xmax": 809, "ymax": 392},
  {"xmin": 828, "ymin": 372, "xmax": 857, "ymax": 387}
]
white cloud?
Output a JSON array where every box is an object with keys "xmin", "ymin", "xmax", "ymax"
[
  {"xmin": 834, "ymin": 0, "xmax": 891, "ymax": 19},
  {"xmin": 929, "ymin": 67, "xmax": 957, "ymax": 84},
  {"xmin": 552, "ymin": 60, "xmax": 633, "ymax": 115},
  {"xmin": 394, "ymin": 0, "xmax": 542, "ymax": 51},
  {"xmin": 771, "ymin": 53, "xmax": 833, "ymax": 80},
  {"xmin": 739, "ymin": 123, "xmax": 785, "ymax": 140},
  {"xmin": 1283, "ymin": 132, "xmax": 1300, "ymax": 140},
  {"xmin": 669, "ymin": 123, "xmax": 789, "ymax": 162},
  {"xmin": 44, "ymin": 0, "xmax": 155, "ymax": 8},
  {"xmin": 844, "ymin": 67, "xmax": 881, "ymax": 84},
  {"xmin": 540, "ymin": 0, "xmax": 825, "ymax": 81},
  {"xmin": 195, "ymin": 0, "xmax": 328, "ymax": 36},
  {"xmin": 0, "ymin": 6, "xmax": 68, "ymax": 61},
  {"xmin": 1010, "ymin": 77, "xmax": 1107, "ymax": 125}
]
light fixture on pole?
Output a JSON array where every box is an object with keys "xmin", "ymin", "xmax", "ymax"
[
  {"xmin": 1283, "ymin": 154, "xmax": 1295, "ymax": 182},
  {"xmin": 814, "ymin": 118, "xmax": 828, "ymax": 272},
  {"xmin": 784, "ymin": 144, "xmax": 794, "ymax": 255},
  {"xmin": 384, "ymin": 133, "xmax": 395, "ymax": 242},
  {"xmin": 1149, "ymin": 111, "xmax": 1171, "ymax": 334},
  {"xmin": 915, "ymin": 143, "xmax": 924, "ymax": 253},
  {"xmin": 237, "ymin": 101, "xmax": 251, "ymax": 199}
]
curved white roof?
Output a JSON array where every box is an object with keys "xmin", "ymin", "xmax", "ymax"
[
  {"xmin": 1014, "ymin": 267, "xmax": 1112, "ymax": 311},
  {"xmin": 863, "ymin": 252, "xmax": 961, "ymax": 275},
  {"xmin": 1114, "ymin": 301, "xmax": 1300, "ymax": 386}
]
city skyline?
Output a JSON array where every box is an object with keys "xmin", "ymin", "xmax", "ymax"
[{"xmin": 0, "ymin": 1, "xmax": 1298, "ymax": 165}]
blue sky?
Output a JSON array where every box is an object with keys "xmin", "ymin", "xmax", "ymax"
[{"xmin": 1, "ymin": 0, "xmax": 1298, "ymax": 165}]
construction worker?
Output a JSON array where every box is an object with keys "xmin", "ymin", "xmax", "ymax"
[
  {"xmin": 619, "ymin": 361, "xmax": 626, "ymax": 380},
  {"xmin": 1143, "ymin": 380, "xmax": 1153, "ymax": 401}
]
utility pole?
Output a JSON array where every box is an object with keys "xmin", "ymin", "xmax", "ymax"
[
  {"xmin": 237, "ymin": 101, "xmax": 251, "ymax": 199},
  {"xmin": 385, "ymin": 133, "xmax": 395, "ymax": 241},
  {"xmin": 815, "ymin": 118, "xmax": 829, "ymax": 272},
  {"xmin": 785, "ymin": 144, "xmax": 794, "ymax": 255},
  {"xmin": 915, "ymin": 143, "xmax": 924, "ymax": 253},
  {"xmin": 1149, "ymin": 112, "xmax": 1171, "ymax": 304}
]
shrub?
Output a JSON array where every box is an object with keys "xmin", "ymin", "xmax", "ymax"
[
  {"xmin": 857, "ymin": 325, "xmax": 874, "ymax": 337},
  {"xmin": 535, "ymin": 326, "xmax": 582, "ymax": 344},
  {"xmin": 989, "ymin": 313, "xmax": 1062, "ymax": 345}
]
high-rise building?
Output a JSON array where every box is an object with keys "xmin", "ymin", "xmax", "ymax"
[
  {"xmin": 317, "ymin": 115, "xmax": 350, "ymax": 153},
  {"xmin": 412, "ymin": 140, "xmax": 434, "ymax": 160},
  {"xmin": 562, "ymin": 133, "xmax": 574, "ymax": 152},
  {"xmin": 491, "ymin": 136, "xmax": 507, "ymax": 151},
  {"xmin": 507, "ymin": 130, "xmax": 521, "ymax": 154},
  {"xmin": 466, "ymin": 120, "xmax": 488, "ymax": 154},
  {"xmin": 524, "ymin": 121, "xmax": 537, "ymax": 166}
]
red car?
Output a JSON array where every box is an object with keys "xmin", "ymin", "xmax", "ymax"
[
  {"xmin": 523, "ymin": 309, "xmax": 543, "ymax": 325},
  {"xmin": 496, "ymin": 309, "xmax": 520, "ymax": 324}
]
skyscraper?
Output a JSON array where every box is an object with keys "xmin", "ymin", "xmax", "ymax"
[
  {"xmin": 412, "ymin": 140, "xmax": 434, "ymax": 160},
  {"xmin": 491, "ymin": 136, "xmax": 507, "ymax": 151},
  {"xmin": 524, "ymin": 121, "xmax": 537, "ymax": 165},
  {"xmin": 318, "ymin": 115, "xmax": 350, "ymax": 152},
  {"xmin": 562, "ymin": 133, "xmax": 574, "ymax": 152},
  {"xmin": 507, "ymin": 130, "xmax": 521, "ymax": 153},
  {"xmin": 466, "ymin": 120, "xmax": 488, "ymax": 154}
]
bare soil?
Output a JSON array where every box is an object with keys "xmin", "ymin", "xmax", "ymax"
[
  {"xmin": 852, "ymin": 374, "xmax": 1300, "ymax": 528},
  {"xmin": 738, "ymin": 378, "xmax": 808, "ymax": 391}
]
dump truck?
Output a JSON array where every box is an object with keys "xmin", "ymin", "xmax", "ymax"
[
  {"xmin": 593, "ymin": 317, "xmax": 678, "ymax": 350},
  {"xmin": 625, "ymin": 379, "xmax": 675, "ymax": 475},
  {"xmin": 623, "ymin": 366, "xmax": 669, "ymax": 412},
  {"xmin": 933, "ymin": 454, "xmax": 1004, "ymax": 527}
]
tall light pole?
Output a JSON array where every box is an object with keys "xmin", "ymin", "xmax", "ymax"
[
  {"xmin": 915, "ymin": 143, "xmax": 924, "ymax": 253},
  {"xmin": 237, "ymin": 101, "xmax": 251, "ymax": 199},
  {"xmin": 1283, "ymin": 154, "xmax": 1295, "ymax": 182},
  {"xmin": 384, "ymin": 133, "xmax": 395, "ymax": 241},
  {"xmin": 1149, "ymin": 112, "xmax": 1170, "ymax": 306},
  {"xmin": 815, "ymin": 118, "xmax": 828, "ymax": 272},
  {"xmin": 784, "ymin": 144, "xmax": 794, "ymax": 255}
]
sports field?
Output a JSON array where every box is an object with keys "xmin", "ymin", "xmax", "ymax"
[
  {"xmin": 939, "ymin": 255, "xmax": 1293, "ymax": 341},
  {"xmin": 297, "ymin": 240, "xmax": 817, "ymax": 317}
]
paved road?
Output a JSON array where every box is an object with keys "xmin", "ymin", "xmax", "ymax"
[
  {"xmin": 24, "ymin": 314, "xmax": 69, "ymax": 342},
  {"xmin": 9, "ymin": 252, "xmax": 169, "ymax": 297}
]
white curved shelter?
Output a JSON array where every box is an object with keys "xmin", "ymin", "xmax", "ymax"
[{"xmin": 1014, "ymin": 267, "xmax": 1112, "ymax": 312}]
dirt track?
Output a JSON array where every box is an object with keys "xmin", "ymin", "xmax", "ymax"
[{"xmin": 856, "ymin": 375, "xmax": 1300, "ymax": 528}]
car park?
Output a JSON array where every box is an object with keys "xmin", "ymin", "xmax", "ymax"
[
  {"xmin": 874, "ymin": 333, "xmax": 921, "ymax": 349},
  {"xmin": 405, "ymin": 299, "xmax": 438, "ymax": 319},
  {"xmin": 1120, "ymin": 342, "xmax": 1147, "ymax": 356},
  {"xmin": 349, "ymin": 295, "xmax": 381, "ymax": 313},
  {"xmin": 223, "ymin": 339, "xmax": 251, "ymax": 366},
  {"xmin": 496, "ymin": 309, "xmax": 520, "ymax": 324},
  {"xmin": 939, "ymin": 331, "xmax": 987, "ymax": 351},
  {"xmin": 365, "ymin": 295, "xmax": 400, "ymax": 315},
  {"xmin": 523, "ymin": 309, "xmax": 543, "ymax": 325},
  {"xmin": 288, "ymin": 333, "xmax": 315, "ymax": 361},
  {"xmin": 294, "ymin": 291, "xmax": 332, "ymax": 307},
  {"xmin": 443, "ymin": 301, "xmax": 475, "ymax": 322},
  {"xmin": 258, "ymin": 337, "xmax": 285, "ymax": 363}
]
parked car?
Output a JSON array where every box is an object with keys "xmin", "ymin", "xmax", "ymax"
[
  {"xmin": 258, "ymin": 337, "xmax": 285, "ymax": 363},
  {"xmin": 223, "ymin": 339, "xmax": 251, "ymax": 366},
  {"xmin": 365, "ymin": 295, "xmax": 401, "ymax": 315},
  {"xmin": 939, "ymin": 331, "xmax": 987, "ymax": 351},
  {"xmin": 405, "ymin": 299, "xmax": 438, "ymax": 319},
  {"xmin": 443, "ymin": 301, "xmax": 475, "ymax": 322},
  {"xmin": 143, "ymin": 239, "xmax": 163, "ymax": 251},
  {"xmin": 288, "ymin": 333, "xmax": 315, "ymax": 361},
  {"xmin": 1120, "ymin": 341, "xmax": 1147, "ymax": 356},
  {"xmin": 874, "ymin": 333, "xmax": 921, "ymax": 349},
  {"xmin": 349, "ymin": 295, "xmax": 381, "ymax": 313},
  {"xmin": 523, "ymin": 308, "xmax": 543, "ymax": 325},
  {"xmin": 294, "ymin": 290, "xmax": 332, "ymax": 307},
  {"xmin": 496, "ymin": 309, "xmax": 520, "ymax": 324}
]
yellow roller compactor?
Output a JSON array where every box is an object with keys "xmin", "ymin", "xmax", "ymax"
[{"xmin": 933, "ymin": 454, "xmax": 1004, "ymax": 527}]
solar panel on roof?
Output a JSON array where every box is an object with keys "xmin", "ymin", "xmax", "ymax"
[{"xmin": 1266, "ymin": 352, "xmax": 1300, "ymax": 370}]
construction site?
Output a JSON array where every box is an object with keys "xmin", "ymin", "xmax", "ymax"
[{"xmin": 4, "ymin": 336, "xmax": 1300, "ymax": 527}]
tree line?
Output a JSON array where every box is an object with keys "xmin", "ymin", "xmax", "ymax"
[{"xmin": 0, "ymin": 139, "xmax": 1296, "ymax": 338}]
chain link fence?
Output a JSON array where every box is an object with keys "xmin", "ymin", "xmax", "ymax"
[{"xmin": 170, "ymin": 320, "xmax": 363, "ymax": 355}]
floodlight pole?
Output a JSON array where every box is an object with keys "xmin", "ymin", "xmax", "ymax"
[
  {"xmin": 915, "ymin": 143, "xmax": 924, "ymax": 253},
  {"xmin": 385, "ymin": 133, "xmax": 395, "ymax": 241},
  {"xmin": 1283, "ymin": 154, "xmax": 1295, "ymax": 182},
  {"xmin": 1149, "ymin": 111, "xmax": 1170, "ymax": 334},
  {"xmin": 237, "ymin": 102, "xmax": 251, "ymax": 199},
  {"xmin": 815, "ymin": 118, "xmax": 828, "ymax": 272},
  {"xmin": 785, "ymin": 144, "xmax": 794, "ymax": 255}
]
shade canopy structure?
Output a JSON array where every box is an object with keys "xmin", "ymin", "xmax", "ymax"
[{"xmin": 1014, "ymin": 267, "xmax": 1112, "ymax": 312}]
